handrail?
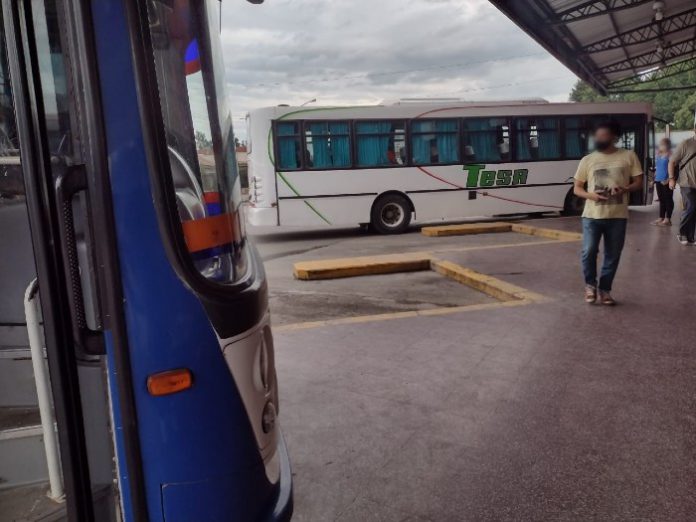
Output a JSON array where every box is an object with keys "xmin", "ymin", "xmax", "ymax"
[{"xmin": 24, "ymin": 279, "xmax": 64, "ymax": 502}]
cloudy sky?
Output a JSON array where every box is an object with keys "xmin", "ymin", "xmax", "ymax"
[{"xmin": 219, "ymin": 0, "xmax": 579, "ymax": 140}]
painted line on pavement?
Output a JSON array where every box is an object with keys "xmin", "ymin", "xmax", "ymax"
[{"xmin": 274, "ymin": 299, "xmax": 533, "ymax": 332}]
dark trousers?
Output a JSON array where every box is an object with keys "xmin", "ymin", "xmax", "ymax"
[
  {"xmin": 581, "ymin": 218, "xmax": 627, "ymax": 292},
  {"xmin": 680, "ymin": 187, "xmax": 696, "ymax": 242},
  {"xmin": 655, "ymin": 182, "xmax": 674, "ymax": 219}
]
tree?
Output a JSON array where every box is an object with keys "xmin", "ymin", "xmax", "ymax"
[
  {"xmin": 195, "ymin": 130, "xmax": 213, "ymax": 150},
  {"xmin": 569, "ymin": 81, "xmax": 610, "ymax": 103},
  {"xmin": 674, "ymin": 92, "xmax": 696, "ymax": 129}
]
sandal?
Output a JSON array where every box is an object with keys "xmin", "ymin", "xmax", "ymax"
[
  {"xmin": 599, "ymin": 292, "xmax": 616, "ymax": 306},
  {"xmin": 584, "ymin": 285, "xmax": 597, "ymax": 304}
]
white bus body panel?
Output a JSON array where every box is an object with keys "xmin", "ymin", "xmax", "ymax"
[{"xmin": 246, "ymin": 101, "xmax": 652, "ymax": 228}]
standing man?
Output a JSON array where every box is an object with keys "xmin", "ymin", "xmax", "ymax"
[
  {"xmin": 573, "ymin": 120, "xmax": 644, "ymax": 305},
  {"xmin": 669, "ymin": 124, "xmax": 696, "ymax": 245}
]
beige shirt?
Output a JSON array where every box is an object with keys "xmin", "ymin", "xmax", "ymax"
[
  {"xmin": 574, "ymin": 148, "xmax": 643, "ymax": 219},
  {"xmin": 672, "ymin": 136, "xmax": 696, "ymax": 188}
]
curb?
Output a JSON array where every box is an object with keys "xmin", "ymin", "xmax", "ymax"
[
  {"xmin": 421, "ymin": 222, "xmax": 512, "ymax": 237},
  {"xmin": 293, "ymin": 252, "xmax": 432, "ymax": 280},
  {"xmin": 510, "ymin": 223, "xmax": 582, "ymax": 241},
  {"xmin": 430, "ymin": 258, "xmax": 546, "ymax": 303}
]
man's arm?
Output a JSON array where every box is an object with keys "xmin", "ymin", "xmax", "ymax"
[
  {"xmin": 625, "ymin": 174, "xmax": 643, "ymax": 192},
  {"xmin": 669, "ymin": 144, "xmax": 684, "ymax": 190},
  {"xmin": 611, "ymin": 174, "xmax": 643, "ymax": 198},
  {"xmin": 572, "ymin": 157, "xmax": 606, "ymax": 202},
  {"xmin": 574, "ymin": 179, "xmax": 606, "ymax": 202},
  {"xmin": 668, "ymin": 158, "xmax": 678, "ymax": 189},
  {"xmin": 613, "ymin": 151, "xmax": 644, "ymax": 196}
]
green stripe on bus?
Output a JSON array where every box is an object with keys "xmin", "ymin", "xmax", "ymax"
[
  {"xmin": 267, "ymin": 106, "xmax": 370, "ymax": 225},
  {"xmin": 276, "ymin": 171, "xmax": 331, "ymax": 224}
]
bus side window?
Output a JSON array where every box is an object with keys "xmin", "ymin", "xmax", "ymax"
[
  {"xmin": 411, "ymin": 119, "xmax": 459, "ymax": 166},
  {"xmin": 515, "ymin": 118, "xmax": 560, "ymax": 161},
  {"xmin": 462, "ymin": 118, "xmax": 508, "ymax": 163},
  {"xmin": 276, "ymin": 122, "xmax": 302, "ymax": 170},
  {"xmin": 564, "ymin": 117, "xmax": 587, "ymax": 159},
  {"xmin": 355, "ymin": 121, "xmax": 405, "ymax": 167},
  {"xmin": 303, "ymin": 122, "xmax": 351, "ymax": 169}
]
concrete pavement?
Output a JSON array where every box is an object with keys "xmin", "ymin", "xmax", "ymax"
[{"xmin": 252, "ymin": 206, "xmax": 696, "ymax": 521}]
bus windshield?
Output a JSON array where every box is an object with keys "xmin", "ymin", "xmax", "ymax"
[{"xmin": 147, "ymin": 0, "xmax": 246, "ymax": 283}]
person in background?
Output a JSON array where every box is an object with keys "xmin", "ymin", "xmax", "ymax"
[
  {"xmin": 653, "ymin": 138, "xmax": 674, "ymax": 226},
  {"xmin": 669, "ymin": 124, "xmax": 696, "ymax": 245},
  {"xmin": 573, "ymin": 120, "xmax": 644, "ymax": 305}
]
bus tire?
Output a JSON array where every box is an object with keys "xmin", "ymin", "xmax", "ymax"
[
  {"xmin": 370, "ymin": 193, "xmax": 412, "ymax": 234},
  {"xmin": 562, "ymin": 189, "xmax": 584, "ymax": 216}
]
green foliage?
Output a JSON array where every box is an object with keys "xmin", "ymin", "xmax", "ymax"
[
  {"xmin": 674, "ymin": 92, "xmax": 696, "ymax": 129},
  {"xmin": 569, "ymin": 68, "xmax": 696, "ymax": 130},
  {"xmin": 194, "ymin": 130, "xmax": 213, "ymax": 150}
]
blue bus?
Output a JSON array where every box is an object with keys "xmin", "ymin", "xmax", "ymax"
[{"xmin": 2, "ymin": 0, "xmax": 292, "ymax": 519}]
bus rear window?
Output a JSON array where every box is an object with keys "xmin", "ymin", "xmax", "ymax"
[{"xmin": 147, "ymin": 0, "xmax": 246, "ymax": 283}]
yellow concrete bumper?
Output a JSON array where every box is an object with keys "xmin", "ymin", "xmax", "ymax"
[
  {"xmin": 293, "ymin": 252, "xmax": 432, "ymax": 280},
  {"xmin": 421, "ymin": 221, "xmax": 582, "ymax": 241},
  {"xmin": 421, "ymin": 222, "xmax": 512, "ymax": 237}
]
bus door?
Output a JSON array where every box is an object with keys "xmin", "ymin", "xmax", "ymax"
[
  {"xmin": 617, "ymin": 115, "xmax": 649, "ymax": 206},
  {"xmin": 3, "ymin": 0, "xmax": 124, "ymax": 519},
  {"xmin": 5, "ymin": 0, "xmax": 292, "ymax": 520}
]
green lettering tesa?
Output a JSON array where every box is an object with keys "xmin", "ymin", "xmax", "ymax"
[{"xmin": 463, "ymin": 164, "xmax": 528, "ymax": 188}]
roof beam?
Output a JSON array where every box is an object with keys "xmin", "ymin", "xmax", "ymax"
[
  {"xmin": 583, "ymin": 7, "xmax": 696, "ymax": 53},
  {"xmin": 607, "ymin": 57, "xmax": 696, "ymax": 88},
  {"xmin": 600, "ymin": 36, "xmax": 696, "ymax": 74},
  {"xmin": 555, "ymin": 0, "xmax": 653, "ymax": 24},
  {"xmin": 488, "ymin": 0, "xmax": 609, "ymax": 93}
]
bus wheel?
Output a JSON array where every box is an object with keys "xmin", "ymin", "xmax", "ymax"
[
  {"xmin": 370, "ymin": 194, "xmax": 412, "ymax": 234},
  {"xmin": 563, "ymin": 189, "xmax": 584, "ymax": 216}
]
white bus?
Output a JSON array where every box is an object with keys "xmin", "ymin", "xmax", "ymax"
[{"xmin": 245, "ymin": 100, "xmax": 653, "ymax": 234}]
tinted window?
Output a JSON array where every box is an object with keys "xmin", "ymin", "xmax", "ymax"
[
  {"xmin": 356, "ymin": 121, "xmax": 406, "ymax": 167},
  {"xmin": 462, "ymin": 118, "xmax": 509, "ymax": 163},
  {"xmin": 304, "ymin": 121, "xmax": 351, "ymax": 169},
  {"xmin": 515, "ymin": 117, "xmax": 561, "ymax": 160},
  {"xmin": 411, "ymin": 119, "xmax": 459, "ymax": 165},
  {"xmin": 276, "ymin": 122, "xmax": 302, "ymax": 170},
  {"xmin": 564, "ymin": 117, "xmax": 587, "ymax": 159}
]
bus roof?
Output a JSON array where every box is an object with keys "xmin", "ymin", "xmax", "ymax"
[{"xmin": 249, "ymin": 100, "xmax": 653, "ymax": 120}]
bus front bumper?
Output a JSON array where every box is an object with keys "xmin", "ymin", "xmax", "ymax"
[{"xmin": 246, "ymin": 206, "xmax": 277, "ymax": 227}]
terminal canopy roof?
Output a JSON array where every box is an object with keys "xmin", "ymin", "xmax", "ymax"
[{"xmin": 489, "ymin": 0, "xmax": 696, "ymax": 94}]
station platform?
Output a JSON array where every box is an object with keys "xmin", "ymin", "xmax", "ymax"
[{"xmin": 255, "ymin": 207, "xmax": 696, "ymax": 520}]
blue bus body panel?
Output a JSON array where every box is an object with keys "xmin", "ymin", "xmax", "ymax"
[{"xmin": 90, "ymin": 1, "xmax": 278, "ymax": 519}]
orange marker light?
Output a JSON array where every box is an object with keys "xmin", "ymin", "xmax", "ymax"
[{"xmin": 147, "ymin": 369, "xmax": 193, "ymax": 396}]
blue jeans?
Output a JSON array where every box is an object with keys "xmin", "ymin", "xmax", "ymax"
[{"xmin": 581, "ymin": 218, "xmax": 627, "ymax": 292}]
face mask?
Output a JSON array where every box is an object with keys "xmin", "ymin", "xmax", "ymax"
[{"xmin": 594, "ymin": 140, "xmax": 612, "ymax": 151}]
